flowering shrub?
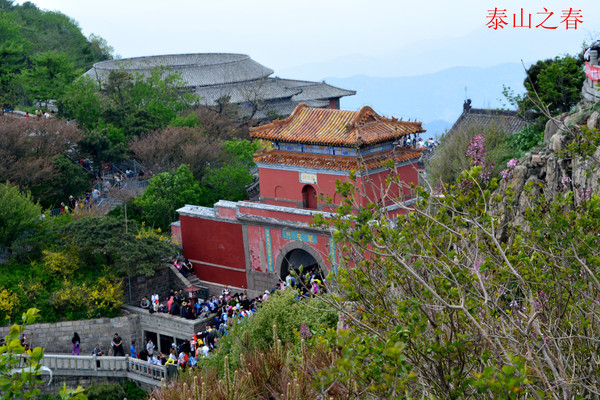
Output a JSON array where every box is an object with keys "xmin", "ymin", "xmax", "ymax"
[
  {"xmin": 0, "ymin": 288, "xmax": 20, "ymax": 322},
  {"xmin": 88, "ymin": 277, "xmax": 123, "ymax": 318},
  {"xmin": 499, "ymin": 158, "xmax": 519, "ymax": 179},
  {"xmin": 42, "ymin": 248, "xmax": 79, "ymax": 277},
  {"xmin": 464, "ymin": 134, "xmax": 494, "ymax": 183}
]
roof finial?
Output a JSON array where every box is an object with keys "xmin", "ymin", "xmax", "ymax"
[{"xmin": 463, "ymin": 99, "xmax": 472, "ymax": 113}]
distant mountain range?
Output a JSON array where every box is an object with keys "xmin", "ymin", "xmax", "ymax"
[
  {"xmin": 274, "ymin": 25, "xmax": 587, "ymax": 137},
  {"xmin": 279, "ymin": 26, "xmax": 584, "ymax": 80},
  {"xmin": 323, "ymin": 62, "xmax": 527, "ymax": 137}
]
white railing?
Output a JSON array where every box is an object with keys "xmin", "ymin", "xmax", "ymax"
[
  {"xmin": 128, "ymin": 357, "xmax": 167, "ymax": 381},
  {"xmin": 40, "ymin": 354, "xmax": 167, "ymax": 383}
]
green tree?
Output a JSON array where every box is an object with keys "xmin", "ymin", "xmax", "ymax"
[
  {"xmin": 24, "ymin": 51, "xmax": 79, "ymax": 107},
  {"xmin": 199, "ymin": 139, "xmax": 259, "ymax": 205},
  {"xmin": 29, "ymin": 155, "xmax": 90, "ymax": 207},
  {"xmin": 0, "ymin": 12, "xmax": 28, "ymax": 109},
  {"xmin": 505, "ymin": 55, "xmax": 585, "ymax": 124},
  {"xmin": 134, "ymin": 164, "xmax": 202, "ymax": 230},
  {"xmin": 57, "ymin": 76, "xmax": 102, "ymax": 130},
  {"xmin": 99, "ymin": 68, "xmax": 196, "ymax": 138},
  {"xmin": 314, "ymin": 144, "xmax": 600, "ymax": 398},
  {"xmin": 0, "ymin": 182, "xmax": 41, "ymax": 248},
  {"xmin": 58, "ymin": 216, "xmax": 176, "ymax": 277}
]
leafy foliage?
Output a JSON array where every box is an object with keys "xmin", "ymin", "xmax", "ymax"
[
  {"xmin": 0, "ymin": 182, "xmax": 41, "ymax": 247},
  {"xmin": 504, "ymin": 55, "xmax": 585, "ymax": 125},
  {"xmin": 0, "ymin": 308, "xmax": 86, "ymax": 399},
  {"xmin": 0, "ymin": 117, "xmax": 86, "ymax": 208},
  {"xmin": 204, "ymin": 290, "xmax": 337, "ymax": 376},
  {"xmin": 0, "ymin": 1, "xmax": 111, "ymax": 108},
  {"xmin": 133, "ymin": 164, "xmax": 202, "ymax": 231},
  {"xmin": 509, "ymin": 124, "xmax": 544, "ymax": 153},
  {"xmin": 198, "ymin": 140, "xmax": 260, "ymax": 205},
  {"xmin": 57, "ymin": 216, "xmax": 176, "ymax": 277},
  {"xmin": 313, "ymin": 133, "xmax": 600, "ymax": 398},
  {"xmin": 426, "ymin": 121, "xmax": 516, "ymax": 185}
]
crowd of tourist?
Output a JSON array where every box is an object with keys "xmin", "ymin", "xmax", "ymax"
[
  {"xmin": 400, "ymin": 135, "xmax": 439, "ymax": 152},
  {"xmin": 128, "ymin": 264, "xmax": 327, "ymax": 371}
]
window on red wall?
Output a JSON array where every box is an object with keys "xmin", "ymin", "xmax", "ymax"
[{"xmin": 301, "ymin": 185, "xmax": 317, "ymax": 209}]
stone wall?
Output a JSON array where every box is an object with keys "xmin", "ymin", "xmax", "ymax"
[
  {"xmin": 122, "ymin": 264, "xmax": 191, "ymax": 307},
  {"xmin": 582, "ymin": 77, "xmax": 600, "ymax": 103},
  {"xmin": 0, "ymin": 315, "xmax": 141, "ymax": 356}
]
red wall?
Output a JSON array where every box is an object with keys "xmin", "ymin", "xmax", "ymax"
[
  {"xmin": 259, "ymin": 168, "xmax": 347, "ymax": 208},
  {"xmin": 180, "ymin": 215, "xmax": 247, "ymax": 288},
  {"xmin": 259, "ymin": 161, "xmax": 419, "ymax": 210},
  {"xmin": 357, "ymin": 163, "xmax": 418, "ymax": 207}
]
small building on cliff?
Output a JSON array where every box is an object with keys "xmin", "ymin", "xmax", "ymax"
[{"xmin": 173, "ymin": 104, "xmax": 425, "ymax": 296}]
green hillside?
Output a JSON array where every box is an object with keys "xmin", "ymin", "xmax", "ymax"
[{"xmin": 0, "ymin": 0, "xmax": 113, "ymax": 109}]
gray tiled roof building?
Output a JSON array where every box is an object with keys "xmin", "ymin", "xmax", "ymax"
[
  {"xmin": 84, "ymin": 53, "xmax": 355, "ymax": 119},
  {"xmin": 448, "ymin": 101, "xmax": 528, "ymax": 136}
]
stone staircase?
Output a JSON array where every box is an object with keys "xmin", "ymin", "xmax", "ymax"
[{"xmin": 168, "ymin": 265, "xmax": 209, "ymax": 299}]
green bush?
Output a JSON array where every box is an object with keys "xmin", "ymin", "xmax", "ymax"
[
  {"xmin": 509, "ymin": 124, "xmax": 544, "ymax": 153},
  {"xmin": 202, "ymin": 289, "xmax": 337, "ymax": 375},
  {"xmin": 0, "ymin": 182, "xmax": 42, "ymax": 247},
  {"xmin": 426, "ymin": 122, "xmax": 518, "ymax": 185},
  {"xmin": 84, "ymin": 382, "xmax": 126, "ymax": 400}
]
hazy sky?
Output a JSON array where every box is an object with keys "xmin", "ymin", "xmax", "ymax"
[{"xmin": 15, "ymin": 0, "xmax": 600, "ymax": 77}]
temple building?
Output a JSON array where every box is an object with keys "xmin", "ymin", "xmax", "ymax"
[
  {"xmin": 173, "ymin": 104, "xmax": 425, "ymax": 296},
  {"xmin": 84, "ymin": 53, "xmax": 355, "ymax": 119}
]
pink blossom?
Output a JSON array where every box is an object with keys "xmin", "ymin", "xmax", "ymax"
[
  {"xmin": 561, "ymin": 176, "xmax": 571, "ymax": 184},
  {"xmin": 466, "ymin": 134, "xmax": 487, "ymax": 167}
]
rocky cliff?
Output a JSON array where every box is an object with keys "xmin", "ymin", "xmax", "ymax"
[{"xmin": 493, "ymin": 103, "xmax": 600, "ymax": 238}]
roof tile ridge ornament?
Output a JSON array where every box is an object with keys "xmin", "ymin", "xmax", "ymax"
[
  {"xmin": 250, "ymin": 103, "xmax": 309, "ymax": 133},
  {"xmin": 353, "ymin": 105, "xmax": 378, "ymax": 127}
]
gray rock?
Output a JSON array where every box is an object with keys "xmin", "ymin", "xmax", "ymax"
[
  {"xmin": 550, "ymin": 133, "xmax": 565, "ymax": 152},
  {"xmin": 544, "ymin": 114, "xmax": 567, "ymax": 141},
  {"xmin": 587, "ymin": 110, "xmax": 600, "ymax": 130}
]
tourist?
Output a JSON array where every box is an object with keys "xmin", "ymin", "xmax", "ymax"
[
  {"xmin": 140, "ymin": 296, "xmax": 151, "ymax": 311},
  {"xmin": 92, "ymin": 188, "xmax": 100, "ymax": 203},
  {"xmin": 112, "ymin": 333, "xmax": 124, "ymax": 356},
  {"xmin": 146, "ymin": 338, "xmax": 155, "ymax": 357},
  {"xmin": 183, "ymin": 259, "xmax": 194, "ymax": 275},
  {"xmin": 71, "ymin": 332, "xmax": 80, "ymax": 356},
  {"xmin": 92, "ymin": 344, "xmax": 102, "ymax": 368},
  {"xmin": 130, "ymin": 340, "xmax": 138, "ymax": 358}
]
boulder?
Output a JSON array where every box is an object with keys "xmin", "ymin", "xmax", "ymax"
[
  {"xmin": 544, "ymin": 113, "xmax": 567, "ymax": 141},
  {"xmin": 587, "ymin": 110, "xmax": 600, "ymax": 130}
]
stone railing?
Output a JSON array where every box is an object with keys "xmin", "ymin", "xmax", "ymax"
[
  {"xmin": 40, "ymin": 354, "xmax": 167, "ymax": 385},
  {"xmin": 123, "ymin": 305, "xmax": 211, "ymax": 341}
]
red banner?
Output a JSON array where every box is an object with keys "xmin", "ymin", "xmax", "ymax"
[{"xmin": 585, "ymin": 62, "xmax": 600, "ymax": 81}]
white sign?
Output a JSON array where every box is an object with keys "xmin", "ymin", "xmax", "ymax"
[{"xmin": 299, "ymin": 172, "xmax": 317, "ymax": 184}]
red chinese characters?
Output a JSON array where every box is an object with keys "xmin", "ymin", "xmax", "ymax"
[{"xmin": 486, "ymin": 7, "xmax": 583, "ymax": 30}]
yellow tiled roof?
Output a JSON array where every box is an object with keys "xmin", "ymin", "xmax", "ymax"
[
  {"xmin": 250, "ymin": 103, "xmax": 425, "ymax": 147},
  {"xmin": 254, "ymin": 148, "xmax": 421, "ymax": 171}
]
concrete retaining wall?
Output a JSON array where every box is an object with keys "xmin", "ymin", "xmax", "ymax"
[
  {"xmin": 582, "ymin": 77, "xmax": 600, "ymax": 103},
  {"xmin": 0, "ymin": 315, "xmax": 141, "ymax": 356}
]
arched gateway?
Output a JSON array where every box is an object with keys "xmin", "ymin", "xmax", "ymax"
[{"xmin": 276, "ymin": 241, "xmax": 328, "ymax": 279}]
